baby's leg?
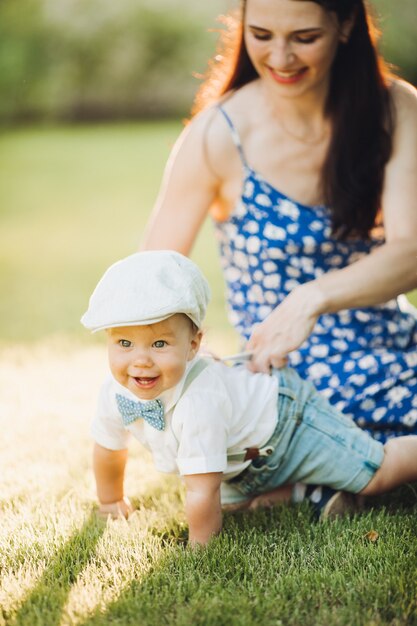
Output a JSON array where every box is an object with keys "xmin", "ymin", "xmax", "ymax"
[
  {"xmin": 222, "ymin": 500, "xmax": 253, "ymax": 512},
  {"xmin": 360, "ymin": 436, "xmax": 417, "ymax": 496},
  {"xmin": 248, "ymin": 484, "xmax": 293, "ymax": 510},
  {"xmin": 222, "ymin": 485, "xmax": 293, "ymax": 511}
]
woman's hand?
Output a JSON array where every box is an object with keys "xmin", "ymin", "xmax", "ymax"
[
  {"xmin": 98, "ymin": 496, "xmax": 134, "ymax": 520},
  {"xmin": 246, "ymin": 282, "xmax": 324, "ymax": 373}
]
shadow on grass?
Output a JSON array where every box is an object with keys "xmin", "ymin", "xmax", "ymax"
[
  {"xmin": 75, "ymin": 506, "xmax": 311, "ymax": 626},
  {"xmin": 76, "ymin": 485, "xmax": 417, "ymax": 626},
  {"xmin": 8, "ymin": 485, "xmax": 415, "ymax": 626},
  {"xmin": 364, "ymin": 481, "xmax": 417, "ymax": 514},
  {"xmin": 9, "ymin": 511, "xmax": 105, "ymax": 626},
  {"xmin": 76, "ymin": 549, "xmax": 184, "ymax": 626}
]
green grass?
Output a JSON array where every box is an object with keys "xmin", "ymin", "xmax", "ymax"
[
  {"xmin": 0, "ymin": 125, "xmax": 416, "ymax": 625},
  {"xmin": 0, "ymin": 122, "xmax": 238, "ymax": 347},
  {"xmin": 0, "ymin": 343, "xmax": 416, "ymax": 626}
]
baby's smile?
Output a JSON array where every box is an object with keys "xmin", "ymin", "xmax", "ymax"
[{"xmin": 132, "ymin": 375, "xmax": 160, "ymax": 390}]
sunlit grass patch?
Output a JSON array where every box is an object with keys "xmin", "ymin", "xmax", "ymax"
[{"xmin": 0, "ymin": 339, "xmax": 183, "ymax": 624}]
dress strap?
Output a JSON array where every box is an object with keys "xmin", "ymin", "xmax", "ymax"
[{"xmin": 217, "ymin": 105, "xmax": 248, "ymax": 168}]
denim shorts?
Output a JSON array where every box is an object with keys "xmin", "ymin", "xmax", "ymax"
[{"xmin": 228, "ymin": 367, "xmax": 384, "ymax": 499}]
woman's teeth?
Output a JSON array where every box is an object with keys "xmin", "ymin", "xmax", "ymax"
[{"xmin": 274, "ymin": 69, "xmax": 303, "ymax": 77}]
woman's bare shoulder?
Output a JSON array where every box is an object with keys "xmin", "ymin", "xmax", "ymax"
[
  {"xmin": 182, "ymin": 84, "xmax": 260, "ymax": 178},
  {"xmin": 189, "ymin": 82, "xmax": 260, "ymax": 136},
  {"xmin": 219, "ymin": 80, "xmax": 262, "ymax": 126},
  {"xmin": 165, "ymin": 105, "xmax": 233, "ymax": 176},
  {"xmin": 390, "ymin": 78, "xmax": 417, "ymax": 121}
]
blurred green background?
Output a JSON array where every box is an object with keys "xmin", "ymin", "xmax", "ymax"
[
  {"xmin": 0, "ymin": 0, "xmax": 416, "ymax": 344},
  {"xmin": 0, "ymin": 0, "xmax": 416, "ymax": 123}
]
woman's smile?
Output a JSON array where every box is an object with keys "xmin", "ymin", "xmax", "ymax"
[
  {"xmin": 244, "ymin": 0, "xmax": 342, "ymax": 98},
  {"xmin": 267, "ymin": 66, "xmax": 308, "ymax": 84}
]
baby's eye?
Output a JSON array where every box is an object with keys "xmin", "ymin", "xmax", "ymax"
[
  {"xmin": 119, "ymin": 339, "xmax": 132, "ymax": 348},
  {"xmin": 153, "ymin": 340, "xmax": 167, "ymax": 348}
]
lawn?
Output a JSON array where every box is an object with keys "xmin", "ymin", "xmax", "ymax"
[
  {"xmin": 0, "ymin": 122, "xmax": 239, "ymax": 347},
  {"xmin": 0, "ymin": 343, "xmax": 416, "ymax": 626},
  {"xmin": 0, "ymin": 125, "xmax": 416, "ymax": 626}
]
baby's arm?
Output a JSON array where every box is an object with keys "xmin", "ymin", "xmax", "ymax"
[
  {"xmin": 183, "ymin": 472, "xmax": 223, "ymax": 546},
  {"xmin": 93, "ymin": 443, "xmax": 133, "ymax": 518}
]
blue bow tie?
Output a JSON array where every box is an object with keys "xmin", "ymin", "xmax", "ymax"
[{"xmin": 116, "ymin": 394, "xmax": 165, "ymax": 431}]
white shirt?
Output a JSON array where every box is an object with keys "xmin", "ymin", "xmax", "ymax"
[{"xmin": 92, "ymin": 357, "xmax": 279, "ymax": 480}]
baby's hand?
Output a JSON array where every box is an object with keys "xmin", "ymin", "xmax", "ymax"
[{"xmin": 98, "ymin": 496, "xmax": 134, "ymax": 520}]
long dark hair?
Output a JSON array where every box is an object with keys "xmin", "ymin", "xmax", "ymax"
[{"xmin": 193, "ymin": 0, "xmax": 394, "ymax": 240}]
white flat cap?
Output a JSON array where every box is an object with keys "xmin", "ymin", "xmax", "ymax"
[{"xmin": 81, "ymin": 250, "xmax": 211, "ymax": 332}]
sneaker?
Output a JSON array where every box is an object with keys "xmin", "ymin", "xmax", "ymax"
[
  {"xmin": 304, "ymin": 485, "xmax": 360, "ymax": 520},
  {"xmin": 320, "ymin": 490, "xmax": 359, "ymax": 520}
]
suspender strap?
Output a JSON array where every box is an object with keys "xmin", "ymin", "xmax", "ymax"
[
  {"xmin": 227, "ymin": 445, "xmax": 275, "ymax": 464},
  {"xmin": 179, "ymin": 357, "xmax": 274, "ymax": 464},
  {"xmin": 181, "ymin": 358, "xmax": 210, "ymax": 395}
]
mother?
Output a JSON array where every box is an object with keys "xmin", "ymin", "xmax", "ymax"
[{"xmin": 142, "ymin": 0, "xmax": 417, "ymax": 443}]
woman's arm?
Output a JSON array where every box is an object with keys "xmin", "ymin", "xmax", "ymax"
[
  {"xmin": 141, "ymin": 109, "xmax": 222, "ymax": 254},
  {"xmin": 248, "ymin": 81, "xmax": 417, "ymax": 373},
  {"xmin": 184, "ymin": 472, "xmax": 223, "ymax": 546}
]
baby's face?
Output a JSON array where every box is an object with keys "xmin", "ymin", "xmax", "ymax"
[{"xmin": 106, "ymin": 314, "xmax": 202, "ymax": 400}]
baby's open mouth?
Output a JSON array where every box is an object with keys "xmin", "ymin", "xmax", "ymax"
[{"xmin": 133, "ymin": 376, "xmax": 159, "ymax": 388}]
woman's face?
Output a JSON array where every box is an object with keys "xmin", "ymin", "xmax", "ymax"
[{"xmin": 244, "ymin": 0, "xmax": 349, "ymax": 98}]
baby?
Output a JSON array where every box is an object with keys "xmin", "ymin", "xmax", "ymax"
[{"xmin": 82, "ymin": 251, "xmax": 417, "ymax": 546}]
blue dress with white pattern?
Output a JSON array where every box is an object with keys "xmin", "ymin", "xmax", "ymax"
[{"xmin": 213, "ymin": 107, "xmax": 417, "ymax": 442}]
